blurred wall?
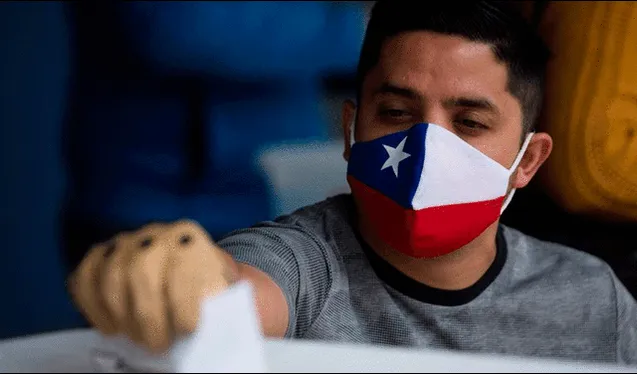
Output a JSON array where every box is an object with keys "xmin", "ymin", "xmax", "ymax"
[{"xmin": 0, "ymin": 1, "xmax": 83, "ymax": 339}]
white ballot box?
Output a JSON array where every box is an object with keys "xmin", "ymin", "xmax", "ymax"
[{"xmin": 0, "ymin": 281, "xmax": 635, "ymax": 373}]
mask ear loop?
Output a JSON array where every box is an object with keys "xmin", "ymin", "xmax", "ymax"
[
  {"xmin": 349, "ymin": 124, "xmax": 355, "ymax": 148},
  {"xmin": 349, "ymin": 115, "xmax": 356, "ymax": 148},
  {"xmin": 500, "ymin": 132, "xmax": 535, "ymax": 213}
]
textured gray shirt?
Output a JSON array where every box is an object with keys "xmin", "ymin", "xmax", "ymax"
[{"xmin": 218, "ymin": 195, "xmax": 637, "ymax": 366}]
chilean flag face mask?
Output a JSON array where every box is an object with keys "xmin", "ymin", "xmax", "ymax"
[{"xmin": 347, "ymin": 123, "xmax": 533, "ymax": 259}]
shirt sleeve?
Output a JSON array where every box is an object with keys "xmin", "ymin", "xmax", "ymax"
[
  {"xmin": 217, "ymin": 222, "xmax": 334, "ymax": 338},
  {"xmin": 614, "ymin": 275, "xmax": 637, "ymax": 366}
]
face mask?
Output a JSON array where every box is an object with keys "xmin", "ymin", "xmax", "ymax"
[{"xmin": 347, "ymin": 122, "xmax": 533, "ymax": 258}]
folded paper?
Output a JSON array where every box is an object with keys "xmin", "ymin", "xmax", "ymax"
[{"xmin": 92, "ymin": 281, "xmax": 267, "ymax": 373}]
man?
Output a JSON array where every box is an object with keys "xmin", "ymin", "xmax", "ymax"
[{"xmin": 68, "ymin": 0, "xmax": 637, "ymax": 366}]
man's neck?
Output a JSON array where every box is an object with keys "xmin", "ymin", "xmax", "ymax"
[{"xmin": 358, "ymin": 219, "xmax": 500, "ymax": 291}]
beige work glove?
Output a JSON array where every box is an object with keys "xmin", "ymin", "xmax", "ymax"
[{"xmin": 67, "ymin": 220, "xmax": 238, "ymax": 353}]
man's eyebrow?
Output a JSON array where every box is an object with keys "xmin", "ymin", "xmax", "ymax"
[
  {"xmin": 374, "ymin": 83, "xmax": 500, "ymax": 113},
  {"xmin": 374, "ymin": 82, "xmax": 421, "ymax": 100},
  {"xmin": 443, "ymin": 97, "xmax": 500, "ymax": 115}
]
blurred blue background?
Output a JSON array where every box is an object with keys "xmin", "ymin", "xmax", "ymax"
[{"xmin": 0, "ymin": 0, "xmax": 368, "ymax": 339}]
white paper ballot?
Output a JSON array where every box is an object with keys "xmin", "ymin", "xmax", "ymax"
[{"xmin": 92, "ymin": 281, "xmax": 267, "ymax": 373}]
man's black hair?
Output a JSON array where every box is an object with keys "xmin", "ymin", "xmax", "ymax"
[{"xmin": 356, "ymin": 1, "xmax": 551, "ymax": 133}]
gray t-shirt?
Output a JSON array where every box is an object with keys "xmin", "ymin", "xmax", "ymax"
[{"xmin": 218, "ymin": 195, "xmax": 637, "ymax": 366}]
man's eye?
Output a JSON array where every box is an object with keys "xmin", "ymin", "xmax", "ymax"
[
  {"xmin": 457, "ymin": 119, "xmax": 486, "ymax": 129},
  {"xmin": 379, "ymin": 109, "xmax": 409, "ymax": 119}
]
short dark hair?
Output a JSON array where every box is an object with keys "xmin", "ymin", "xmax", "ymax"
[{"xmin": 356, "ymin": 1, "xmax": 551, "ymax": 134}]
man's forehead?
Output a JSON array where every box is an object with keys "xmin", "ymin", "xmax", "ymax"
[
  {"xmin": 369, "ymin": 31, "xmax": 511, "ymax": 103},
  {"xmin": 378, "ymin": 32, "xmax": 505, "ymax": 79},
  {"xmin": 380, "ymin": 31, "xmax": 497, "ymax": 61}
]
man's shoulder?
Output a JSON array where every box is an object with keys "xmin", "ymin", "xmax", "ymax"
[
  {"xmin": 273, "ymin": 194, "xmax": 355, "ymax": 233},
  {"xmin": 501, "ymin": 225, "xmax": 617, "ymax": 289},
  {"xmin": 219, "ymin": 194, "xmax": 355, "ymax": 253}
]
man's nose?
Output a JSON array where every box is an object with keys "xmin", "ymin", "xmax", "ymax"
[{"xmin": 416, "ymin": 109, "xmax": 451, "ymax": 132}]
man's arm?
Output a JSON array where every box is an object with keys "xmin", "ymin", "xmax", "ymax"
[
  {"xmin": 116, "ymin": 1, "xmax": 366, "ymax": 80},
  {"xmin": 614, "ymin": 276, "xmax": 637, "ymax": 365},
  {"xmin": 219, "ymin": 222, "xmax": 334, "ymax": 338},
  {"xmin": 68, "ymin": 220, "xmax": 333, "ymax": 351},
  {"xmin": 236, "ymin": 263, "xmax": 290, "ymax": 338}
]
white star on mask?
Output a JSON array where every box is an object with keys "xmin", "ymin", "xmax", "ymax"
[{"xmin": 381, "ymin": 136, "xmax": 411, "ymax": 178}]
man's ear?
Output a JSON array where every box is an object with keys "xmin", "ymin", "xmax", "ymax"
[
  {"xmin": 511, "ymin": 132, "xmax": 553, "ymax": 189},
  {"xmin": 342, "ymin": 100, "xmax": 357, "ymax": 162}
]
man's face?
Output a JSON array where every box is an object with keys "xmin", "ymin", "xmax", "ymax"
[{"xmin": 343, "ymin": 31, "xmax": 552, "ymax": 190}]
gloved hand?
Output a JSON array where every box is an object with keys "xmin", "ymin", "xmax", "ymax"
[{"xmin": 67, "ymin": 220, "xmax": 238, "ymax": 353}]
